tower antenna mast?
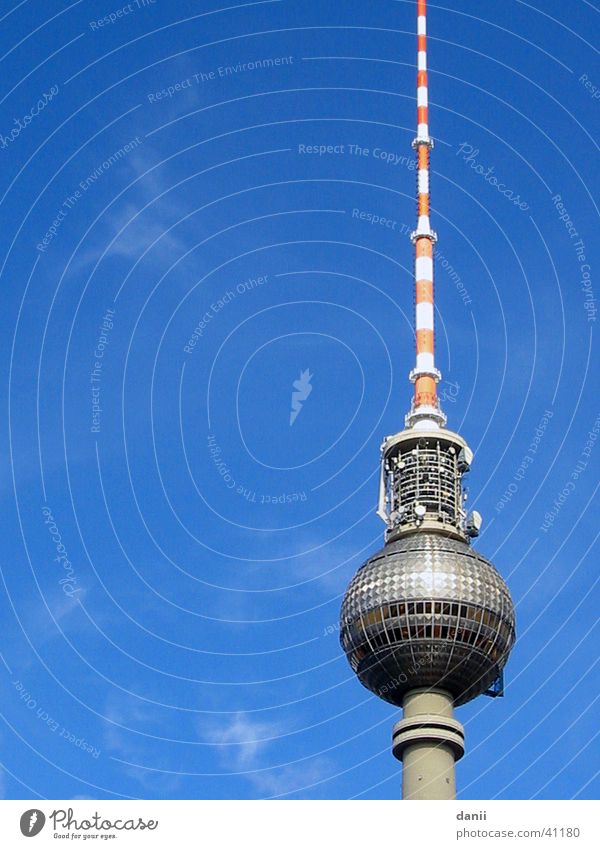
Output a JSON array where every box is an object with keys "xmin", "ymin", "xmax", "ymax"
[
  {"xmin": 340, "ymin": 0, "xmax": 516, "ymax": 800},
  {"xmin": 408, "ymin": 0, "xmax": 445, "ymax": 430}
]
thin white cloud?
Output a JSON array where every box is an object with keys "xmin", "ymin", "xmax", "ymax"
[
  {"xmin": 202, "ymin": 711, "xmax": 285, "ymax": 770},
  {"xmin": 202, "ymin": 711, "xmax": 334, "ymax": 798}
]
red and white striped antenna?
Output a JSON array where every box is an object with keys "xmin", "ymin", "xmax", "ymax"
[{"xmin": 406, "ymin": 0, "xmax": 446, "ymax": 430}]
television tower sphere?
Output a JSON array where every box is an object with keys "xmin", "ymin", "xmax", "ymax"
[{"xmin": 340, "ymin": 531, "xmax": 515, "ymax": 708}]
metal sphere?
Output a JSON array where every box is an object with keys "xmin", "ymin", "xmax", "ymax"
[{"xmin": 340, "ymin": 533, "xmax": 515, "ymax": 706}]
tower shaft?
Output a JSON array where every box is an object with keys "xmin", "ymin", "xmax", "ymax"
[
  {"xmin": 393, "ymin": 689, "xmax": 465, "ymax": 800},
  {"xmin": 339, "ymin": 0, "xmax": 516, "ymax": 806},
  {"xmin": 395, "ymin": 1, "xmax": 464, "ymax": 801}
]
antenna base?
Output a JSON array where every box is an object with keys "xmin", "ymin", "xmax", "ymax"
[
  {"xmin": 412, "ymin": 136, "xmax": 434, "ymax": 150},
  {"xmin": 409, "ymin": 366, "xmax": 441, "ymax": 383},
  {"xmin": 410, "ymin": 227, "xmax": 438, "ymax": 244},
  {"xmin": 405, "ymin": 403, "xmax": 447, "ymax": 430}
]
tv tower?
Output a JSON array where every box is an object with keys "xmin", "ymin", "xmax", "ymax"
[{"xmin": 339, "ymin": 0, "xmax": 516, "ymax": 800}]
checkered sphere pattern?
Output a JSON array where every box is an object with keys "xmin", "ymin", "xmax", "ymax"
[{"xmin": 340, "ymin": 533, "xmax": 516, "ymax": 706}]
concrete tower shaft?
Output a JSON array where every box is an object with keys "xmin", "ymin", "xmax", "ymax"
[{"xmin": 393, "ymin": 690, "xmax": 465, "ymax": 799}]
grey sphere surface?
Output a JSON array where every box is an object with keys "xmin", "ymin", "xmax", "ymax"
[{"xmin": 340, "ymin": 533, "xmax": 515, "ymax": 706}]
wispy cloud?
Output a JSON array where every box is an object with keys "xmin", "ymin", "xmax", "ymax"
[
  {"xmin": 249, "ymin": 757, "xmax": 334, "ymax": 799},
  {"xmin": 102, "ymin": 693, "xmax": 183, "ymax": 797},
  {"xmin": 67, "ymin": 143, "xmax": 189, "ymax": 276},
  {"xmin": 202, "ymin": 710, "xmax": 285, "ymax": 770},
  {"xmin": 202, "ymin": 711, "xmax": 334, "ymax": 798}
]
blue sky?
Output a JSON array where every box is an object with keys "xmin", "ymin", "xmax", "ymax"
[{"xmin": 0, "ymin": 0, "xmax": 598, "ymax": 800}]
